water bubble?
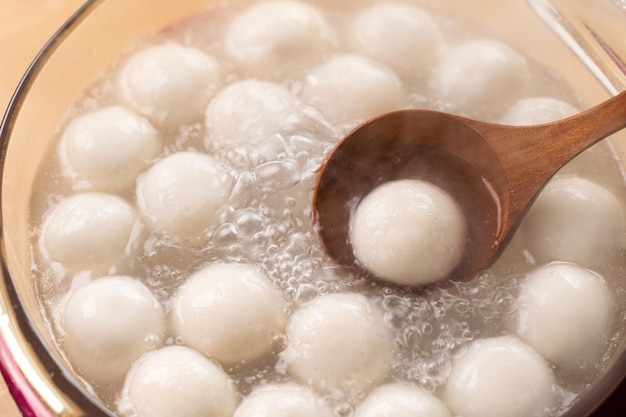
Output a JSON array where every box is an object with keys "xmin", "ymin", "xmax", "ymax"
[
  {"xmin": 431, "ymin": 298, "xmax": 446, "ymax": 319},
  {"xmin": 289, "ymin": 134, "xmax": 323, "ymax": 154},
  {"xmin": 292, "ymin": 258, "xmax": 320, "ymax": 278},
  {"xmin": 284, "ymin": 287, "xmax": 297, "ymax": 302},
  {"xmin": 421, "ymin": 322, "xmax": 434, "ymax": 336},
  {"xmin": 255, "ymin": 160, "xmax": 300, "ymax": 189},
  {"xmin": 334, "ymin": 402, "xmax": 354, "ymax": 417},
  {"xmin": 213, "ymin": 222, "xmax": 239, "ymax": 245},
  {"xmin": 316, "ymin": 280, "xmax": 329, "ymax": 294},
  {"xmin": 251, "ymin": 134, "xmax": 289, "ymax": 164},
  {"xmin": 478, "ymin": 301, "xmax": 499, "ymax": 320},
  {"xmin": 222, "ymin": 146, "xmax": 251, "ymax": 168},
  {"xmin": 454, "ymin": 299, "xmax": 471, "ymax": 314},
  {"xmin": 144, "ymin": 333, "xmax": 162, "ymax": 349},
  {"xmin": 295, "ymin": 284, "xmax": 318, "ymax": 304},
  {"xmin": 419, "ymin": 377, "xmax": 437, "ymax": 393},
  {"xmin": 431, "ymin": 337, "xmax": 448, "ymax": 352},
  {"xmin": 234, "ymin": 209, "xmax": 266, "ymax": 236},
  {"xmin": 285, "ymin": 232, "xmax": 313, "ymax": 256},
  {"xmin": 266, "ymin": 244, "xmax": 280, "ymax": 257},
  {"xmin": 449, "ymin": 338, "xmax": 469, "ymax": 358},
  {"xmin": 229, "ymin": 171, "xmax": 255, "ymax": 208},
  {"xmin": 401, "ymin": 325, "xmax": 423, "ymax": 349},
  {"xmin": 224, "ymin": 245, "xmax": 246, "ymax": 261},
  {"xmin": 272, "ymin": 332, "xmax": 289, "ymax": 349}
]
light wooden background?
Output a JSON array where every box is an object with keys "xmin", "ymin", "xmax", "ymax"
[{"xmin": 0, "ymin": 1, "xmax": 86, "ymax": 414}]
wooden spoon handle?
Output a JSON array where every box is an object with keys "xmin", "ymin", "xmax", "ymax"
[{"xmin": 471, "ymin": 90, "xmax": 626, "ymax": 229}]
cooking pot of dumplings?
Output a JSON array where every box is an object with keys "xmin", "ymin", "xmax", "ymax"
[{"xmin": 0, "ymin": 0, "xmax": 625, "ymax": 416}]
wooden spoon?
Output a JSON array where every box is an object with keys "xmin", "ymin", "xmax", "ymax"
[{"xmin": 313, "ymin": 90, "xmax": 626, "ymax": 284}]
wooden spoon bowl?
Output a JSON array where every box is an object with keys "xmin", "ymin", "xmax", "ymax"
[{"xmin": 313, "ymin": 90, "xmax": 626, "ymax": 284}]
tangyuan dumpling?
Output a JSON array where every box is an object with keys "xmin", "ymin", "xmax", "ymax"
[
  {"xmin": 283, "ymin": 292, "xmax": 394, "ymax": 395},
  {"xmin": 60, "ymin": 276, "xmax": 166, "ymax": 384},
  {"xmin": 40, "ymin": 193, "xmax": 137, "ymax": 273},
  {"xmin": 205, "ymin": 80, "xmax": 302, "ymax": 150},
  {"xmin": 354, "ymin": 383, "xmax": 452, "ymax": 417},
  {"xmin": 225, "ymin": 0, "xmax": 334, "ymax": 79},
  {"xmin": 117, "ymin": 42, "xmax": 222, "ymax": 128},
  {"xmin": 348, "ymin": 2, "xmax": 443, "ymax": 83},
  {"xmin": 499, "ymin": 97, "xmax": 579, "ymax": 125},
  {"xmin": 121, "ymin": 346, "xmax": 238, "ymax": 417},
  {"xmin": 431, "ymin": 39, "xmax": 529, "ymax": 118},
  {"xmin": 234, "ymin": 383, "xmax": 334, "ymax": 417},
  {"xmin": 300, "ymin": 54, "xmax": 406, "ymax": 127},
  {"xmin": 58, "ymin": 106, "xmax": 160, "ymax": 192},
  {"xmin": 136, "ymin": 151, "xmax": 232, "ymax": 245},
  {"xmin": 445, "ymin": 336, "xmax": 555, "ymax": 417},
  {"xmin": 172, "ymin": 263, "xmax": 287, "ymax": 365},
  {"xmin": 511, "ymin": 262, "xmax": 613, "ymax": 369},
  {"xmin": 521, "ymin": 175, "xmax": 625, "ymax": 268},
  {"xmin": 350, "ymin": 179, "xmax": 466, "ymax": 286}
]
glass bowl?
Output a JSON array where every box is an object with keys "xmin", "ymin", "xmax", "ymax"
[{"xmin": 0, "ymin": 0, "xmax": 624, "ymax": 416}]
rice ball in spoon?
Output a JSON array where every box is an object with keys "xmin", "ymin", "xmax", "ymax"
[{"xmin": 350, "ymin": 179, "xmax": 467, "ymax": 286}]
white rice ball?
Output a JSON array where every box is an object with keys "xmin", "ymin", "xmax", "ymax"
[
  {"xmin": 173, "ymin": 263, "xmax": 286, "ymax": 365},
  {"xmin": 348, "ymin": 2, "xmax": 443, "ymax": 83},
  {"xmin": 499, "ymin": 97, "xmax": 578, "ymax": 125},
  {"xmin": 512, "ymin": 262, "xmax": 613, "ymax": 369},
  {"xmin": 283, "ymin": 292, "xmax": 394, "ymax": 394},
  {"xmin": 445, "ymin": 336, "xmax": 554, "ymax": 417},
  {"xmin": 40, "ymin": 193, "xmax": 137, "ymax": 273},
  {"xmin": 136, "ymin": 151, "xmax": 232, "ymax": 245},
  {"xmin": 350, "ymin": 179, "xmax": 466, "ymax": 286},
  {"xmin": 122, "ymin": 346, "xmax": 238, "ymax": 417},
  {"xmin": 300, "ymin": 54, "xmax": 406, "ymax": 126},
  {"xmin": 118, "ymin": 42, "xmax": 222, "ymax": 128},
  {"xmin": 204, "ymin": 79, "xmax": 302, "ymax": 150},
  {"xmin": 225, "ymin": 0, "xmax": 334, "ymax": 79},
  {"xmin": 354, "ymin": 383, "xmax": 452, "ymax": 417},
  {"xmin": 59, "ymin": 106, "xmax": 160, "ymax": 192},
  {"xmin": 234, "ymin": 383, "xmax": 334, "ymax": 417},
  {"xmin": 60, "ymin": 276, "xmax": 165, "ymax": 384},
  {"xmin": 522, "ymin": 176, "xmax": 625, "ymax": 268},
  {"xmin": 431, "ymin": 39, "xmax": 529, "ymax": 117}
]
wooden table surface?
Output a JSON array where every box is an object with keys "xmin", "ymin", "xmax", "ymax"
[{"xmin": 0, "ymin": 1, "xmax": 86, "ymax": 414}]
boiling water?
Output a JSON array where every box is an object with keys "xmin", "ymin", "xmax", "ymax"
[{"xmin": 28, "ymin": 0, "xmax": 626, "ymax": 415}]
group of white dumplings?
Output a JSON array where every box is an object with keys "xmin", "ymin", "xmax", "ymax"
[{"xmin": 35, "ymin": 1, "xmax": 625, "ymax": 417}]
